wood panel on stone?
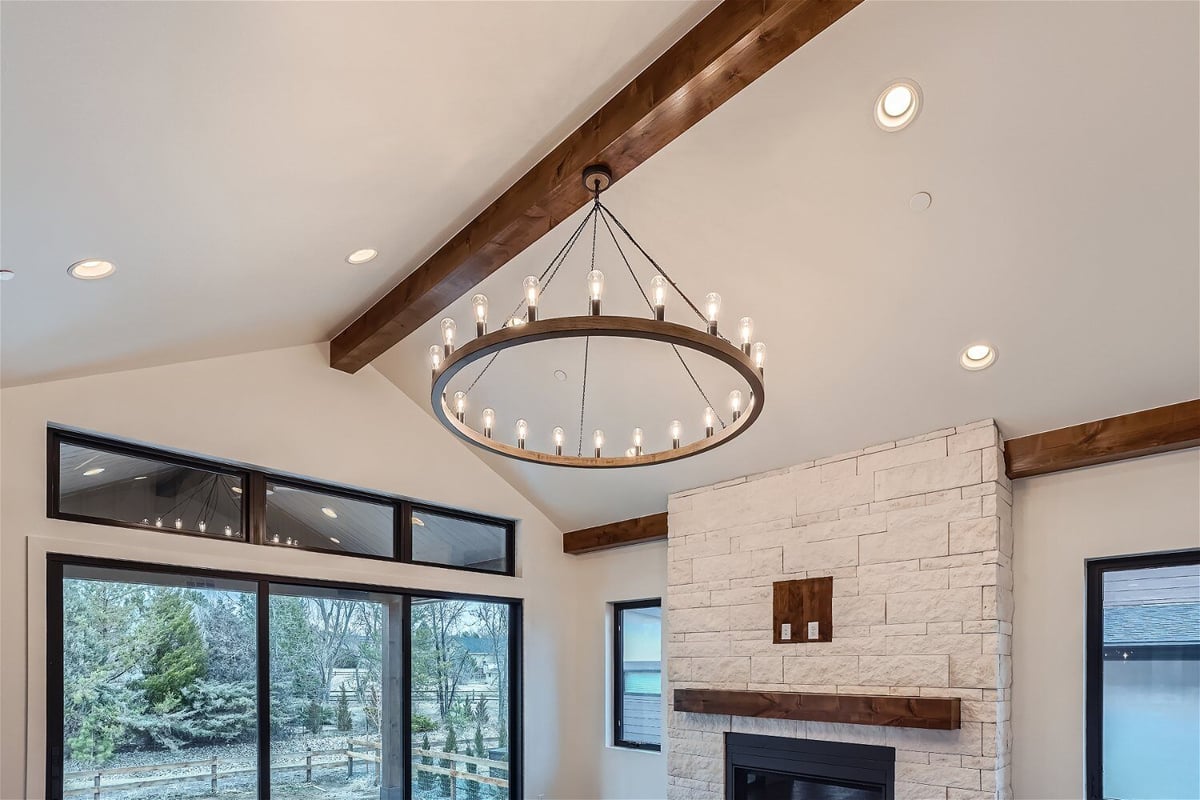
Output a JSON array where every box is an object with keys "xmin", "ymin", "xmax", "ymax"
[
  {"xmin": 1004, "ymin": 399, "xmax": 1200, "ymax": 479},
  {"xmin": 772, "ymin": 577, "xmax": 833, "ymax": 643},
  {"xmin": 673, "ymin": 689, "xmax": 961, "ymax": 730}
]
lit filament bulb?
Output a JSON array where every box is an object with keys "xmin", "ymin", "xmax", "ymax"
[
  {"xmin": 632, "ymin": 427, "xmax": 644, "ymax": 456},
  {"xmin": 429, "ymin": 345, "xmax": 443, "ymax": 379},
  {"xmin": 482, "ymin": 407, "xmax": 495, "ymax": 438},
  {"xmin": 738, "ymin": 316, "xmax": 754, "ymax": 354},
  {"xmin": 155, "ymin": 517, "xmax": 164, "ymax": 528},
  {"xmin": 650, "ymin": 275, "xmax": 668, "ymax": 321},
  {"xmin": 552, "ymin": 426, "xmax": 565, "ymax": 456},
  {"xmin": 729, "ymin": 389, "xmax": 744, "ymax": 421},
  {"xmin": 453, "ymin": 391, "xmax": 466, "ymax": 422},
  {"xmin": 704, "ymin": 406, "xmax": 716, "ymax": 437},
  {"xmin": 523, "ymin": 276, "xmax": 540, "ymax": 322},
  {"xmin": 752, "ymin": 342, "xmax": 767, "ymax": 374},
  {"xmin": 174, "ymin": 518, "xmax": 183, "ymax": 530},
  {"xmin": 516, "ymin": 418, "xmax": 528, "ymax": 449},
  {"xmin": 198, "ymin": 520, "xmax": 207, "ymax": 533},
  {"xmin": 704, "ymin": 292, "xmax": 722, "ymax": 335},
  {"xmin": 224, "ymin": 525, "xmax": 233, "ymax": 537},
  {"xmin": 625, "ymin": 448, "xmax": 637, "ymax": 458},
  {"xmin": 440, "ymin": 318, "xmax": 457, "ymax": 356},
  {"xmin": 593, "ymin": 428, "xmax": 605, "ymax": 458},
  {"xmin": 670, "ymin": 419, "xmax": 682, "ymax": 449},
  {"xmin": 587, "ymin": 270, "xmax": 605, "ymax": 315},
  {"xmin": 471, "ymin": 294, "xmax": 489, "ymax": 337}
]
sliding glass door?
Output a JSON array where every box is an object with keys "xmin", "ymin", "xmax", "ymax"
[{"xmin": 48, "ymin": 557, "xmax": 520, "ymax": 800}]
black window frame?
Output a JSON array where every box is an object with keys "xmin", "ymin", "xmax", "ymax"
[
  {"xmin": 46, "ymin": 552, "xmax": 524, "ymax": 800},
  {"xmin": 1084, "ymin": 547, "xmax": 1200, "ymax": 800},
  {"xmin": 612, "ymin": 598, "xmax": 663, "ymax": 752},
  {"xmin": 47, "ymin": 427, "xmax": 516, "ymax": 576}
]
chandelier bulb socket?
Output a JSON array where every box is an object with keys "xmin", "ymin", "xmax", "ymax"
[
  {"xmin": 444, "ymin": 343, "xmax": 453, "ymax": 358},
  {"xmin": 528, "ymin": 306, "xmax": 538, "ymax": 323},
  {"xmin": 705, "ymin": 426, "xmax": 714, "ymax": 437},
  {"xmin": 555, "ymin": 445, "xmax": 563, "ymax": 456},
  {"xmin": 742, "ymin": 342, "xmax": 752, "ymax": 356},
  {"xmin": 594, "ymin": 447, "xmax": 602, "ymax": 458},
  {"xmin": 518, "ymin": 438, "xmax": 526, "ymax": 450},
  {"xmin": 484, "ymin": 426, "xmax": 492, "ymax": 438},
  {"xmin": 672, "ymin": 437, "xmax": 681, "ymax": 449},
  {"xmin": 476, "ymin": 321, "xmax": 486, "ymax": 338},
  {"xmin": 654, "ymin": 306, "xmax": 665, "ymax": 322},
  {"xmin": 731, "ymin": 410, "xmax": 741, "ymax": 422},
  {"xmin": 590, "ymin": 299, "xmax": 601, "ymax": 316},
  {"xmin": 708, "ymin": 321, "xmax": 719, "ymax": 336}
]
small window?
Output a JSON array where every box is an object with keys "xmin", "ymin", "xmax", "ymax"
[
  {"xmin": 1086, "ymin": 550, "xmax": 1200, "ymax": 800},
  {"xmin": 408, "ymin": 506, "xmax": 513, "ymax": 575},
  {"xmin": 613, "ymin": 599, "xmax": 662, "ymax": 750},
  {"xmin": 53, "ymin": 436, "xmax": 246, "ymax": 539},
  {"xmin": 265, "ymin": 480, "xmax": 395, "ymax": 558}
]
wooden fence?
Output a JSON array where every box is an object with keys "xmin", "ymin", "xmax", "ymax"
[{"xmin": 64, "ymin": 739, "xmax": 509, "ymax": 799}]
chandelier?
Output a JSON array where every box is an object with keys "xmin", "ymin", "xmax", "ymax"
[{"xmin": 428, "ymin": 165, "xmax": 766, "ymax": 468}]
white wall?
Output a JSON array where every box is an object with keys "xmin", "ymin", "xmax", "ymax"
[
  {"xmin": 1011, "ymin": 449, "xmax": 1200, "ymax": 799},
  {"xmin": 0, "ymin": 344, "xmax": 598, "ymax": 799},
  {"xmin": 569, "ymin": 540, "xmax": 669, "ymax": 800}
]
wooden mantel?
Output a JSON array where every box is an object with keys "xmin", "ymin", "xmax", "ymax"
[{"xmin": 673, "ymin": 688, "xmax": 961, "ymax": 730}]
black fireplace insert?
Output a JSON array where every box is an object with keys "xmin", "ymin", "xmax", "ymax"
[{"xmin": 726, "ymin": 733, "xmax": 895, "ymax": 800}]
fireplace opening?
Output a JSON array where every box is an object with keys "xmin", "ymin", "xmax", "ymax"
[{"xmin": 726, "ymin": 734, "xmax": 895, "ymax": 800}]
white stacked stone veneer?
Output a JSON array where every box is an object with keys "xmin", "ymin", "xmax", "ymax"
[{"xmin": 666, "ymin": 421, "xmax": 1013, "ymax": 800}]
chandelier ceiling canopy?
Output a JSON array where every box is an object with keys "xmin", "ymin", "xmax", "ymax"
[{"xmin": 428, "ymin": 165, "xmax": 767, "ymax": 468}]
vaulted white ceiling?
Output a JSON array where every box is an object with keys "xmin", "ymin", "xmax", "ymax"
[
  {"xmin": 4, "ymin": 1, "xmax": 1197, "ymax": 533},
  {"xmin": 0, "ymin": 0, "xmax": 712, "ymax": 385}
]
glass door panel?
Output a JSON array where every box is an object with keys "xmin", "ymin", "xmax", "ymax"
[
  {"xmin": 60, "ymin": 565, "xmax": 258, "ymax": 799},
  {"xmin": 410, "ymin": 598, "xmax": 511, "ymax": 800}
]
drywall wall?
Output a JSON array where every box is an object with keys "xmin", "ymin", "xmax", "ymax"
[
  {"xmin": 570, "ymin": 539, "xmax": 670, "ymax": 799},
  {"xmin": 1011, "ymin": 449, "xmax": 1200, "ymax": 799},
  {"xmin": 0, "ymin": 344, "xmax": 594, "ymax": 798}
]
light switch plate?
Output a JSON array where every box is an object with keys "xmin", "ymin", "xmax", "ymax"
[
  {"xmin": 807, "ymin": 621, "xmax": 820, "ymax": 639},
  {"xmin": 780, "ymin": 623, "xmax": 792, "ymax": 640}
]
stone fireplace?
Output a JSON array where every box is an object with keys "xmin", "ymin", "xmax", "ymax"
[{"xmin": 666, "ymin": 421, "xmax": 1013, "ymax": 799}]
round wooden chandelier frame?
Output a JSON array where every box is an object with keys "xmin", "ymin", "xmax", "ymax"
[{"xmin": 431, "ymin": 315, "xmax": 765, "ymax": 469}]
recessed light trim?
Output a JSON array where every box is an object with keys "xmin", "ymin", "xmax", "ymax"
[
  {"xmin": 960, "ymin": 343, "xmax": 997, "ymax": 371},
  {"xmin": 329, "ymin": 537, "xmax": 341, "ymax": 544},
  {"xmin": 321, "ymin": 506, "xmax": 338, "ymax": 519},
  {"xmin": 875, "ymin": 80, "xmax": 922, "ymax": 132},
  {"xmin": 346, "ymin": 248, "xmax": 378, "ymax": 265},
  {"xmin": 83, "ymin": 467, "xmax": 105, "ymax": 476},
  {"xmin": 0, "ymin": 269, "xmax": 14, "ymax": 281},
  {"xmin": 68, "ymin": 259, "xmax": 116, "ymax": 280},
  {"xmin": 412, "ymin": 515, "xmax": 425, "ymax": 527}
]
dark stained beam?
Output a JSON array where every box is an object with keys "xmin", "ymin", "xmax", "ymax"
[
  {"xmin": 330, "ymin": 0, "xmax": 863, "ymax": 372},
  {"xmin": 563, "ymin": 512, "xmax": 668, "ymax": 555},
  {"xmin": 1005, "ymin": 400, "xmax": 1200, "ymax": 480},
  {"xmin": 674, "ymin": 689, "xmax": 961, "ymax": 730}
]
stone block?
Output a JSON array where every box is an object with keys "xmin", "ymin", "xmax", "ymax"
[
  {"xmin": 669, "ymin": 559, "xmax": 693, "ymax": 586},
  {"xmin": 669, "ymin": 656, "xmax": 751, "ymax": 684},
  {"xmin": 887, "ymin": 588, "xmax": 982, "ymax": 624},
  {"xmin": 795, "ymin": 470, "xmax": 875, "ymax": 516},
  {"xmin": 783, "ymin": 655, "xmax": 860, "ymax": 685},
  {"xmin": 799, "ymin": 513, "xmax": 887, "ymax": 542},
  {"xmin": 886, "ymin": 634, "xmax": 983, "ymax": 657},
  {"xmin": 950, "ymin": 654, "xmax": 999, "ymax": 688},
  {"xmin": 875, "ymin": 452, "xmax": 983, "ymax": 501},
  {"xmin": 860, "ymin": 524, "xmax": 948, "ymax": 565},
  {"xmin": 947, "ymin": 426, "xmax": 998, "ymax": 455},
  {"xmin": 710, "ymin": 585, "xmax": 771, "ymax": 606},
  {"xmin": 889, "ymin": 498, "xmax": 982, "ymax": 531},
  {"xmin": 673, "ymin": 606, "xmax": 730, "ymax": 633},
  {"xmin": 860, "ymin": 568, "xmax": 949, "ymax": 595},
  {"xmin": 949, "ymin": 518, "xmax": 999, "ymax": 554},
  {"xmin": 894, "ymin": 781, "xmax": 948, "ymax": 800},
  {"xmin": 668, "ymin": 591, "xmax": 711, "ymax": 609},
  {"xmin": 783, "ymin": 536, "xmax": 859, "ymax": 572},
  {"xmin": 859, "ymin": 655, "xmax": 948, "ymax": 687},
  {"xmin": 833, "ymin": 594, "xmax": 887, "ymax": 625},
  {"xmin": 750, "ymin": 656, "xmax": 783, "ymax": 683},
  {"xmin": 858, "ymin": 438, "xmax": 948, "ymax": 476},
  {"xmin": 896, "ymin": 762, "xmax": 982, "ymax": 791},
  {"xmin": 692, "ymin": 551, "xmax": 755, "ymax": 582}
]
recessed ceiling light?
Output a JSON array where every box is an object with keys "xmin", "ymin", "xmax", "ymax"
[
  {"xmin": 875, "ymin": 80, "xmax": 921, "ymax": 132},
  {"xmin": 133, "ymin": 475, "xmax": 148, "ymax": 481},
  {"xmin": 321, "ymin": 507, "xmax": 338, "ymax": 519},
  {"xmin": 412, "ymin": 515, "xmax": 425, "ymax": 527},
  {"xmin": 909, "ymin": 192, "xmax": 932, "ymax": 212},
  {"xmin": 0, "ymin": 269, "xmax": 14, "ymax": 281},
  {"xmin": 346, "ymin": 248, "xmax": 378, "ymax": 265},
  {"xmin": 83, "ymin": 467, "xmax": 105, "ymax": 476},
  {"xmin": 329, "ymin": 537, "xmax": 341, "ymax": 544},
  {"xmin": 960, "ymin": 343, "xmax": 997, "ymax": 371},
  {"xmin": 231, "ymin": 486, "xmax": 243, "ymax": 495},
  {"xmin": 553, "ymin": 369, "xmax": 568, "ymax": 382},
  {"xmin": 68, "ymin": 259, "xmax": 116, "ymax": 280}
]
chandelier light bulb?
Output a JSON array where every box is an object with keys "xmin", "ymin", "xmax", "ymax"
[
  {"xmin": 516, "ymin": 418, "xmax": 528, "ymax": 449},
  {"xmin": 633, "ymin": 427, "xmax": 644, "ymax": 456},
  {"xmin": 155, "ymin": 517, "xmax": 163, "ymax": 528},
  {"xmin": 453, "ymin": 391, "xmax": 466, "ymax": 422},
  {"xmin": 472, "ymin": 294, "xmax": 489, "ymax": 336},
  {"xmin": 739, "ymin": 316, "xmax": 754, "ymax": 353},
  {"xmin": 704, "ymin": 406, "xmax": 716, "ymax": 437},
  {"xmin": 705, "ymin": 292, "xmax": 722, "ymax": 335},
  {"xmin": 429, "ymin": 345, "xmax": 443, "ymax": 378},
  {"xmin": 440, "ymin": 317, "xmax": 457, "ymax": 356},
  {"xmin": 650, "ymin": 275, "xmax": 669, "ymax": 321},
  {"xmin": 625, "ymin": 447, "xmax": 637, "ymax": 458},
  {"xmin": 174, "ymin": 518, "xmax": 183, "ymax": 530},
  {"xmin": 198, "ymin": 520, "xmax": 207, "ymax": 533},
  {"xmin": 729, "ymin": 389, "xmax": 744, "ymax": 421},
  {"xmin": 224, "ymin": 525, "xmax": 233, "ymax": 537},
  {"xmin": 482, "ymin": 407, "xmax": 495, "ymax": 438},
  {"xmin": 587, "ymin": 270, "xmax": 605, "ymax": 315},
  {"xmin": 553, "ymin": 426, "xmax": 565, "ymax": 456},
  {"xmin": 523, "ymin": 276, "xmax": 541, "ymax": 321},
  {"xmin": 670, "ymin": 419, "xmax": 682, "ymax": 449},
  {"xmin": 753, "ymin": 341, "xmax": 767, "ymax": 374},
  {"xmin": 593, "ymin": 428, "xmax": 605, "ymax": 457}
]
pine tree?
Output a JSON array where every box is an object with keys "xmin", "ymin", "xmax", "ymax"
[
  {"xmin": 464, "ymin": 740, "xmax": 479, "ymax": 800},
  {"xmin": 336, "ymin": 685, "xmax": 353, "ymax": 731},
  {"xmin": 140, "ymin": 590, "xmax": 207, "ymax": 708},
  {"xmin": 440, "ymin": 724, "xmax": 457, "ymax": 796},
  {"xmin": 419, "ymin": 733, "xmax": 434, "ymax": 790},
  {"xmin": 306, "ymin": 699, "xmax": 324, "ymax": 734}
]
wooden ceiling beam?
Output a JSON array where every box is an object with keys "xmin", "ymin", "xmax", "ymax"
[
  {"xmin": 330, "ymin": 0, "xmax": 862, "ymax": 372},
  {"xmin": 1004, "ymin": 399, "xmax": 1200, "ymax": 479},
  {"xmin": 563, "ymin": 512, "xmax": 668, "ymax": 554}
]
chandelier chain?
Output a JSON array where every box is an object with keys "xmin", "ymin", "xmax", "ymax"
[
  {"xmin": 598, "ymin": 207, "xmax": 727, "ymax": 429},
  {"xmin": 577, "ymin": 336, "xmax": 590, "ymax": 457}
]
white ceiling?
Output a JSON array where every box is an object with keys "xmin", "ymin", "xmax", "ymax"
[
  {"xmin": 376, "ymin": 0, "xmax": 1200, "ymax": 530},
  {"xmin": 4, "ymin": 1, "xmax": 1198, "ymax": 534},
  {"xmin": 0, "ymin": 0, "xmax": 712, "ymax": 385}
]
